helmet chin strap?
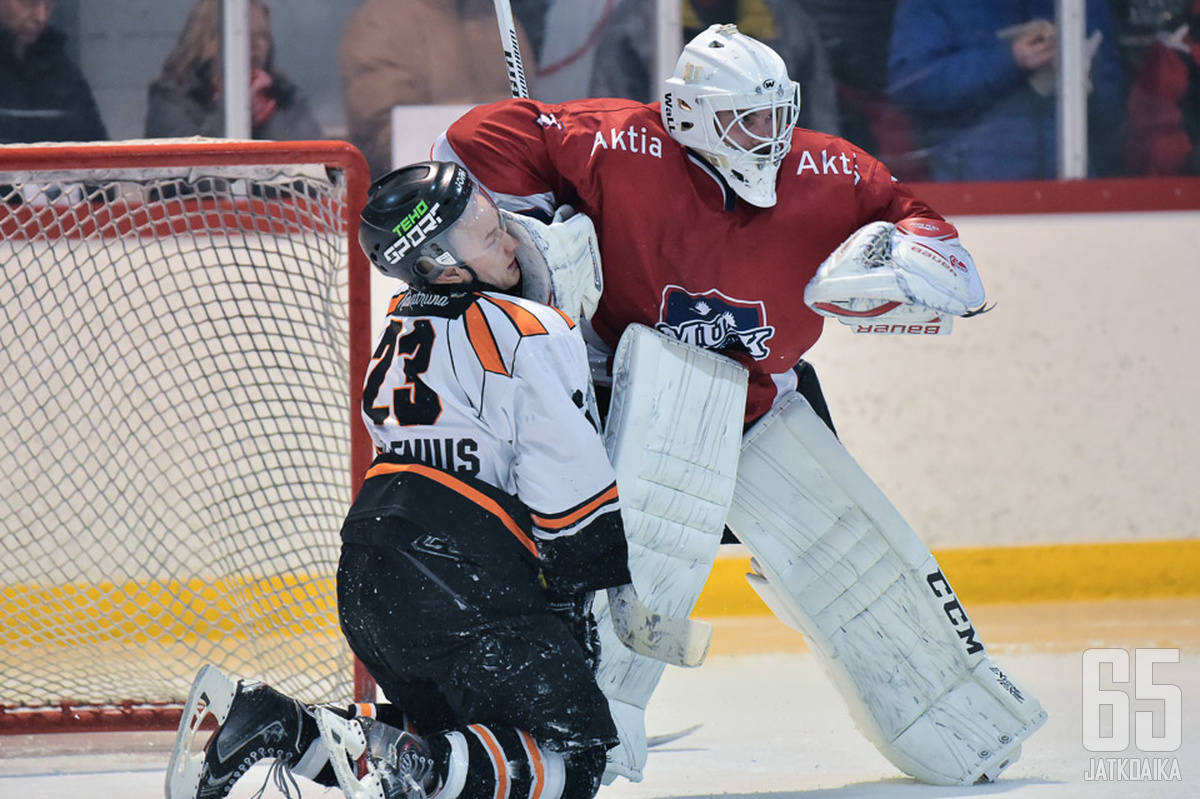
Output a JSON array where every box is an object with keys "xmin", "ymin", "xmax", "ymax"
[
  {"xmin": 443, "ymin": 262, "xmax": 480, "ymax": 285},
  {"xmin": 421, "ymin": 260, "xmax": 478, "ymax": 288},
  {"xmin": 425, "ymin": 263, "xmax": 514, "ymax": 296},
  {"xmin": 453, "ymin": 263, "xmax": 511, "ymax": 293}
]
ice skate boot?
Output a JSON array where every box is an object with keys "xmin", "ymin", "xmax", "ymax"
[
  {"xmin": 316, "ymin": 708, "xmax": 441, "ymax": 799},
  {"xmin": 165, "ymin": 665, "xmax": 314, "ymax": 799}
]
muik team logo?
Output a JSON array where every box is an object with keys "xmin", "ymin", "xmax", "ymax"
[{"xmin": 655, "ymin": 285, "xmax": 774, "ymax": 358}]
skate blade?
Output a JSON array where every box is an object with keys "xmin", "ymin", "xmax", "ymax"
[
  {"xmin": 316, "ymin": 708, "xmax": 384, "ymax": 799},
  {"xmin": 164, "ymin": 665, "xmax": 237, "ymax": 799}
]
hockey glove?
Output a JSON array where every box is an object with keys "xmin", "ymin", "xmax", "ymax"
[
  {"xmin": 507, "ymin": 206, "xmax": 603, "ymax": 322},
  {"xmin": 805, "ymin": 218, "xmax": 989, "ymax": 326}
]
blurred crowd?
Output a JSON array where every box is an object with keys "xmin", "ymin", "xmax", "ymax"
[{"xmin": 3, "ymin": 0, "xmax": 1200, "ymax": 182}]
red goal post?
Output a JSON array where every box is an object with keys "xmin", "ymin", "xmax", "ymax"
[{"xmin": 0, "ymin": 138, "xmax": 376, "ymax": 733}]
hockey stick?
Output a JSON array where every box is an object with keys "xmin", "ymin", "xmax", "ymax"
[
  {"xmin": 493, "ymin": 0, "xmax": 530, "ymax": 100},
  {"xmin": 490, "ymin": 1, "xmax": 709, "ymax": 669},
  {"xmin": 607, "ymin": 583, "xmax": 712, "ymax": 668},
  {"xmin": 647, "ymin": 723, "xmax": 704, "ymax": 748}
]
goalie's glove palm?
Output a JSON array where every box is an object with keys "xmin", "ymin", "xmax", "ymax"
[{"xmin": 805, "ymin": 219, "xmax": 987, "ymax": 326}]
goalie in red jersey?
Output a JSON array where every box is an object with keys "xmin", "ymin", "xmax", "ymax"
[
  {"xmin": 434, "ymin": 23, "xmax": 1044, "ymax": 790},
  {"xmin": 436, "ymin": 24, "xmax": 985, "ymax": 426}
]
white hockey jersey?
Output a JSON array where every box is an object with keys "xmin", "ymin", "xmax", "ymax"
[{"xmin": 362, "ymin": 284, "xmax": 621, "ymax": 545}]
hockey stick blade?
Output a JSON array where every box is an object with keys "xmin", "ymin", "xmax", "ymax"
[
  {"xmin": 607, "ymin": 584, "xmax": 712, "ymax": 667},
  {"xmin": 647, "ymin": 723, "xmax": 703, "ymax": 748}
]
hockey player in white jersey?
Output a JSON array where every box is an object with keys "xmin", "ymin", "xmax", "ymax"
[{"xmin": 166, "ymin": 161, "xmax": 638, "ymax": 799}]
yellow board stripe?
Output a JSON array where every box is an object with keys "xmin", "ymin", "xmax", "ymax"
[
  {"xmin": 3, "ymin": 542, "xmax": 1197, "ymax": 646},
  {"xmin": 0, "ymin": 575, "xmax": 337, "ymax": 647},
  {"xmin": 694, "ymin": 539, "xmax": 1200, "ymax": 616}
]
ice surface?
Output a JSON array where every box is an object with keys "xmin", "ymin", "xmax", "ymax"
[{"xmin": 1, "ymin": 599, "xmax": 1197, "ymax": 799}]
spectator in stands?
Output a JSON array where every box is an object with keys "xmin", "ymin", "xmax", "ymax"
[
  {"xmin": 1123, "ymin": 0, "xmax": 1200, "ymax": 174},
  {"xmin": 801, "ymin": 0, "xmax": 929, "ymax": 179},
  {"xmin": 589, "ymin": 0, "xmax": 841, "ymax": 136},
  {"xmin": 0, "ymin": 0, "xmax": 107, "ymax": 143},
  {"xmin": 1108, "ymin": 0, "xmax": 1192, "ymax": 74},
  {"xmin": 887, "ymin": 0, "xmax": 1126, "ymax": 181},
  {"xmin": 340, "ymin": 0, "xmax": 538, "ymax": 178},
  {"xmin": 145, "ymin": 0, "xmax": 322, "ymax": 141}
]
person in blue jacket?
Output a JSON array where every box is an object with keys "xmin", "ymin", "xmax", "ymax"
[{"xmin": 887, "ymin": 0, "xmax": 1126, "ymax": 181}]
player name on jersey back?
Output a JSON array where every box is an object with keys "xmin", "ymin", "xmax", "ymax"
[{"xmin": 382, "ymin": 436, "xmax": 481, "ymax": 477}]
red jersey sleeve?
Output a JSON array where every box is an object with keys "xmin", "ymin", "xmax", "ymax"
[
  {"xmin": 852, "ymin": 145, "xmax": 946, "ymax": 228},
  {"xmin": 444, "ymin": 98, "xmax": 577, "ymax": 215}
]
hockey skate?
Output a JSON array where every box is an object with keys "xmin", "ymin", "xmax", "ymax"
[
  {"xmin": 316, "ymin": 708, "xmax": 440, "ymax": 799},
  {"xmin": 165, "ymin": 665, "xmax": 311, "ymax": 799}
]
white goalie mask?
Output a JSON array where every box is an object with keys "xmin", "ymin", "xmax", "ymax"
[{"xmin": 661, "ymin": 24, "xmax": 800, "ymax": 208}]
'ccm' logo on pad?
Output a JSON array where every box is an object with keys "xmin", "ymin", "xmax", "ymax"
[{"xmin": 926, "ymin": 569, "xmax": 984, "ymax": 656}]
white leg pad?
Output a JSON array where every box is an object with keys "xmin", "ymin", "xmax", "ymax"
[
  {"xmin": 593, "ymin": 324, "xmax": 747, "ymax": 783},
  {"xmin": 729, "ymin": 392, "xmax": 1047, "ymax": 786}
]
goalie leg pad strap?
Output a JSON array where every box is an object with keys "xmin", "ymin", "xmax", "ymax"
[
  {"xmin": 728, "ymin": 392, "xmax": 1046, "ymax": 786},
  {"xmin": 593, "ymin": 324, "xmax": 747, "ymax": 782}
]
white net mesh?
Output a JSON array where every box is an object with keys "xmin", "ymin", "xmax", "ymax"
[{"xmin": 0, "ymin": 144, "xmax": 364, "ymax": 723}]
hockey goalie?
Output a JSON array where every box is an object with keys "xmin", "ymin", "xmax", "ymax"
[
  {"xmin": 435, "ymin": 21, "xmax": 1046, "ymax": 789},
  {"xmin": 581, "ymin": 229, "xmax": 1044, "ymax": 787}
]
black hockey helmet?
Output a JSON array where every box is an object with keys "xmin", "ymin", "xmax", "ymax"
[{"xmin": 358, "ymin": 160, "xmax": 482, "ymax": 285}]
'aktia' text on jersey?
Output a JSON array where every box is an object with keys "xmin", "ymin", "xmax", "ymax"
[{"xmin": 443, "ymin": 97, "xmax": 945, "ymax": 422}]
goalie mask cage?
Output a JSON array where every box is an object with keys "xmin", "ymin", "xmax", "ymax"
[{"xmin": 0, "ymin": 139, "xmax": 375, "ymax": 733}]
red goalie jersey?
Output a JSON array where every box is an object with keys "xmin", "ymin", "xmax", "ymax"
[{"xmin": 442, "ymin": 98, "xmax": 945, "ymax": 422}]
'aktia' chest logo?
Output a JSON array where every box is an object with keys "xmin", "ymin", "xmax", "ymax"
[
  {"xmin": 589, "ymin": 125, "xmax": 663, "ymax": 159},
  {"xmin": 655, "ymin": 286, "xmax": 773, "ymax": 359},
  {"xmin": 794, "ymin": 149, "xmax": 862, "ymax": 184}
]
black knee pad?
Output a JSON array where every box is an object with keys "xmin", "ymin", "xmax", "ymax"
[{"xmin": 794, "ymin": 359, "xmax": 836, "ymax": 436}]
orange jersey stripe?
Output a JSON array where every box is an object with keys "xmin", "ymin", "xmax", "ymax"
[
  {"xmin": 363, "ymin": 462, "xmax": 537, "ymax": 557},
  {"xmin": 531, "ymin": 484, "xmax": 618, "ymax": 531},
  {"xmin": 482, "ymin": 295, "xmax": 551, "ymax": 336},
  {"xmin": 465, "ymin": 304, "xmax": 511, "ymax": 376},
  {"xmin": 387, "ymin": 291, "xmax": 407, "ymax": 314},
  {"xmin": 518, "ymin": 729, "xmax": 545, "ymax": 799},
  {"xmin": 550, "ymin": 305, "xmax": 576, "ymax": 328},
  {"xmin": 469, "ymin": 724, "xmax": 510, "ymax": 799}
]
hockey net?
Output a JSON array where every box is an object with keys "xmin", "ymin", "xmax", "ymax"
[{"xmin": 0, "ymin": 139, "xmax": 374, "ymax": 732}]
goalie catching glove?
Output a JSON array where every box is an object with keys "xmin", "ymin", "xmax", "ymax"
[
  {"xmin": 507, "ymin": 205, "xmax": 603, "ymax": 323},
  {"xmin": 805, "ymin": 218, "xmax": 988, "ymax": 326}
]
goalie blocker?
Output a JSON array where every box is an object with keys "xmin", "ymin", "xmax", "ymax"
[
  {"xmin": 504, "ymin": 205, "xmax": 603, "ymax": 325},
  {"xmin": 727, "ymin": 392, "xmax": 1046, "ymax": 785}
]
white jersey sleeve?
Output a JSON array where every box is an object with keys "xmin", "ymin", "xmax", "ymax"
[{"xmin": 508, "ymin": 307, "xmax": 616, "ymax": 539}]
